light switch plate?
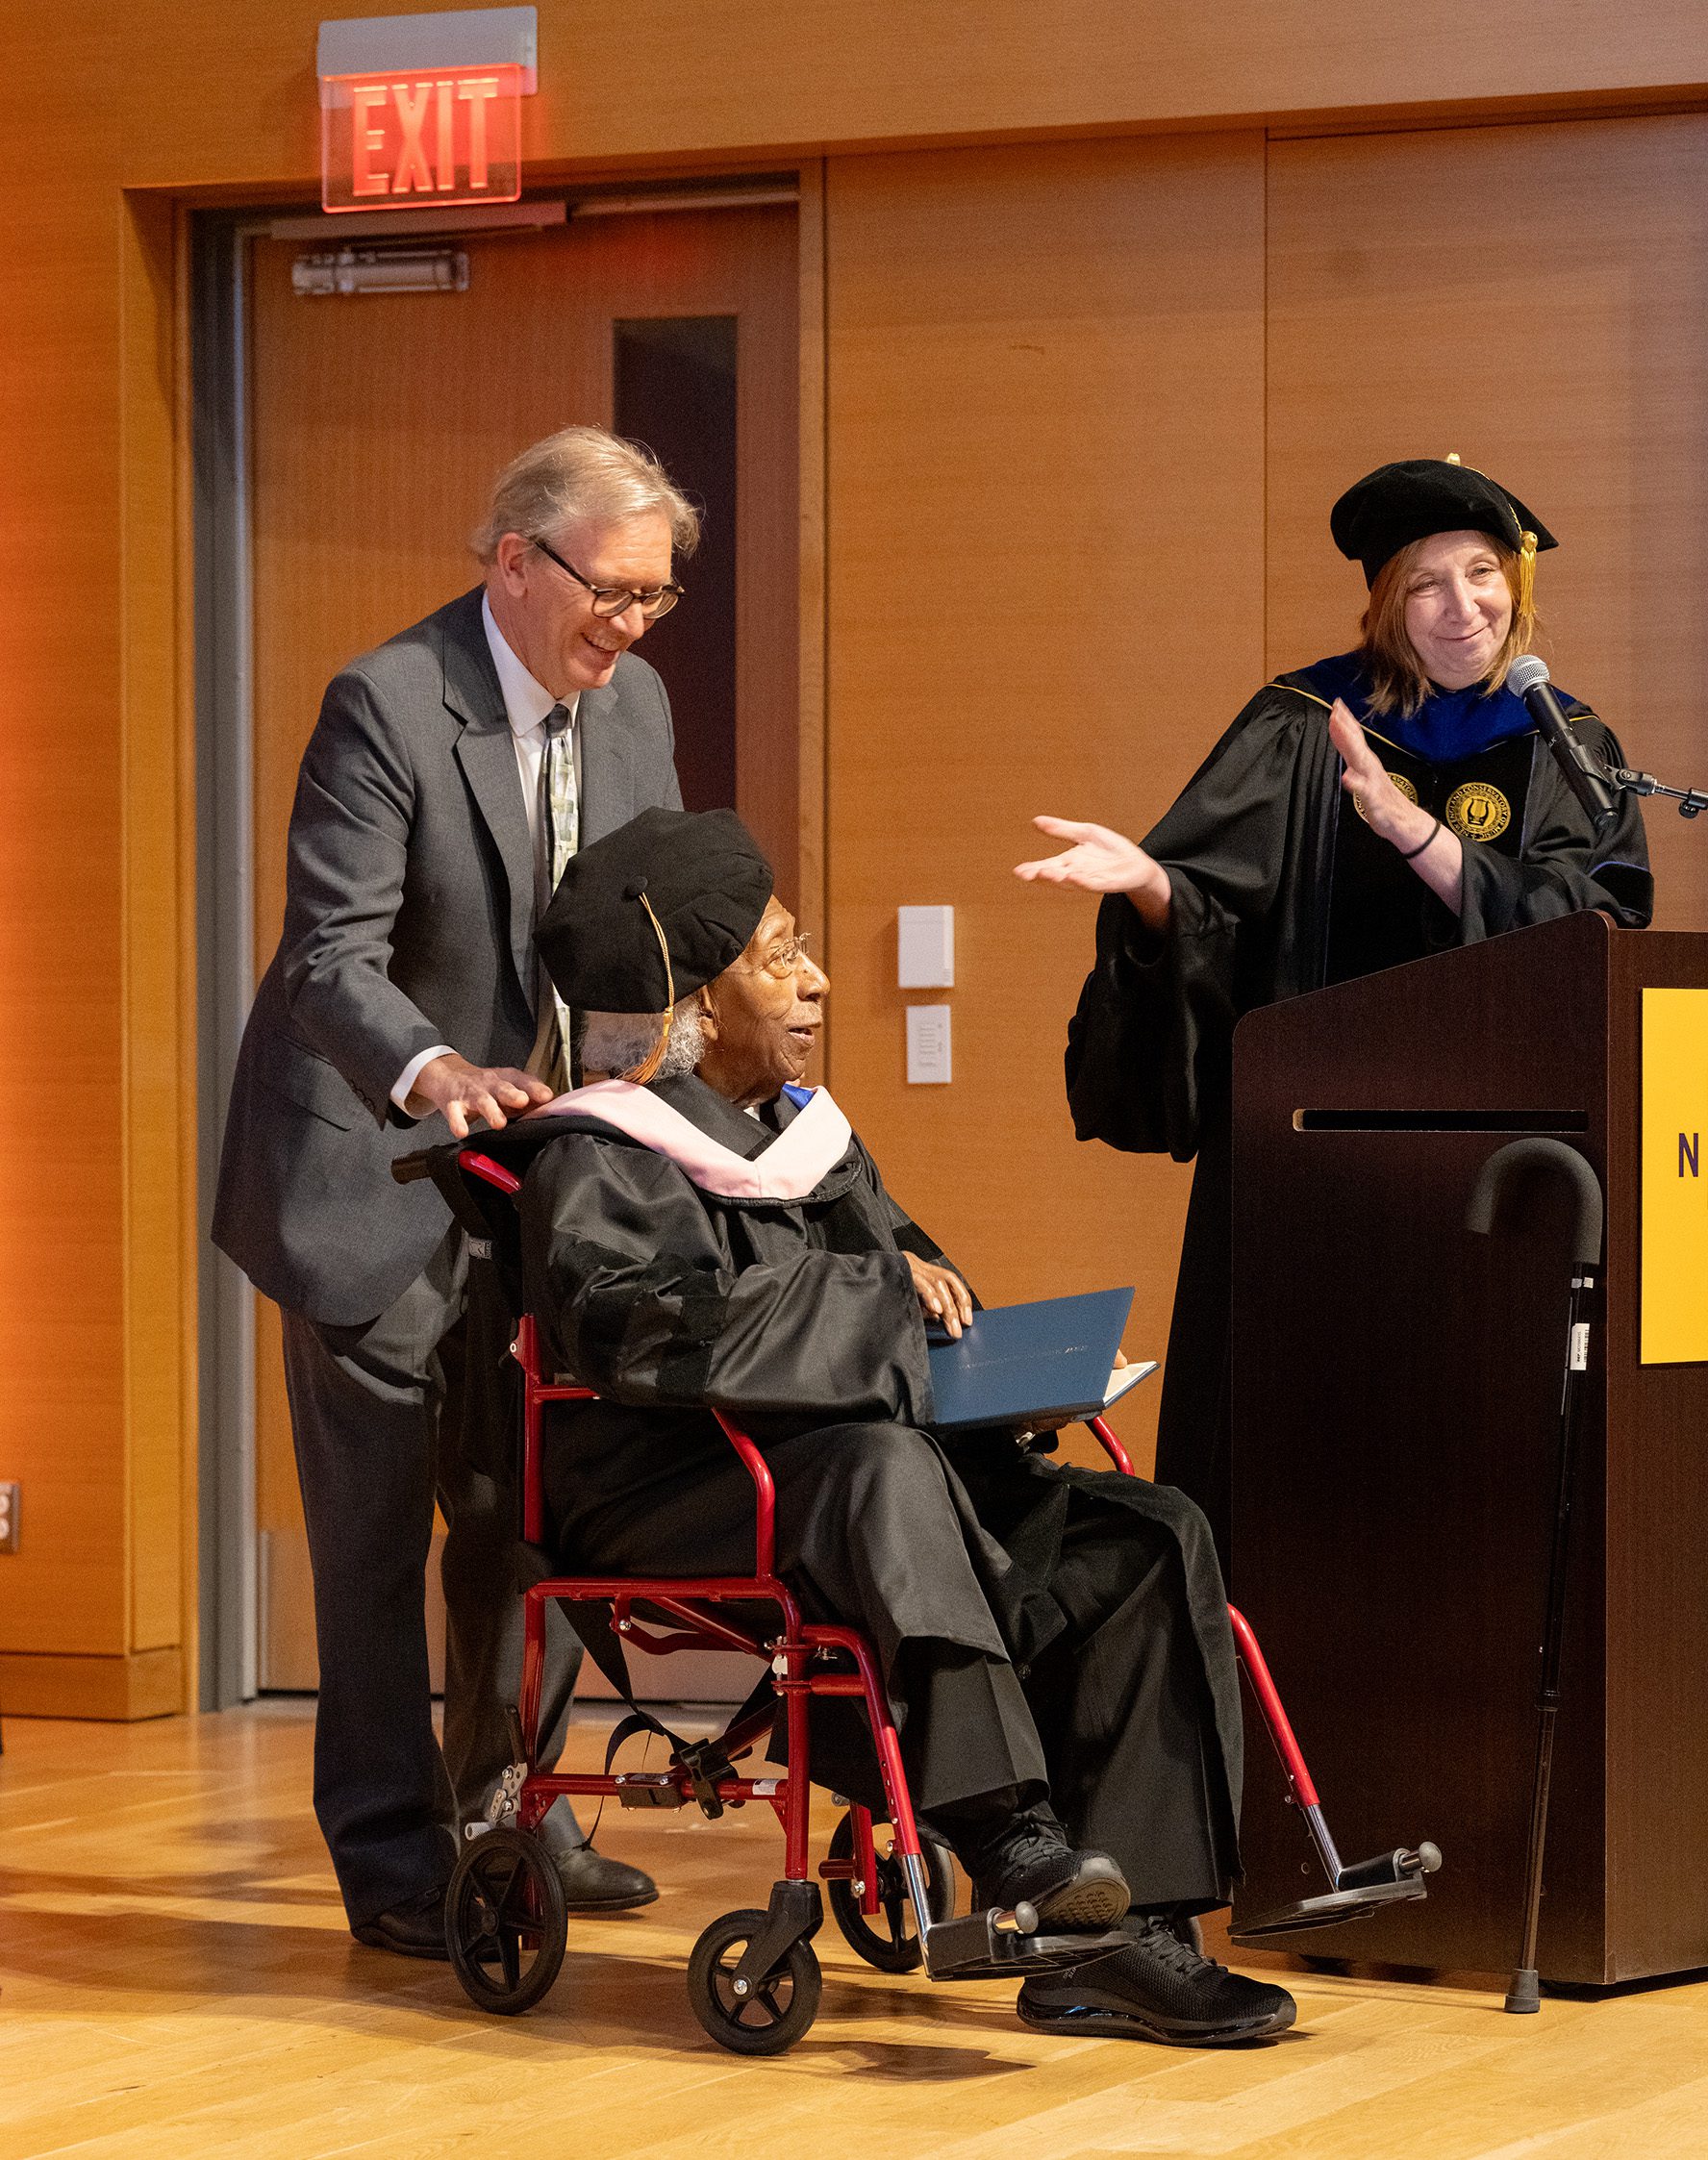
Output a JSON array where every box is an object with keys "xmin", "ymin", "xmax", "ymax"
[
  {"xmin": 0, "ymin": 1482, "xmax": 17, "ymax": 1554},
  {"xmin": 906, "ymin": 1005, "xmax": 952, "ymax": 1084},
  {"xmin": 898, "ymin": 906, "xmax": 954, "ymax": 989}
]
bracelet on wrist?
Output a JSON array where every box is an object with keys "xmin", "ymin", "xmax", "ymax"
[{"xmin": 1397, "ymin": 817, "xmax": 1444, "ymax": 863}]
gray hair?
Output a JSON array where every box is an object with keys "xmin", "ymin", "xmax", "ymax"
[
  {"xmin": 582, "ymin": 1001, "xmax": 706, "ymax": 1084},
  {"xmin": 472, "ymin": 425, "xmax": 700, "ymax": 564}
]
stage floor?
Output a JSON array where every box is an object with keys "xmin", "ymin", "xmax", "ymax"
[{"xmin": 2, "ymin": 1701, "xmax": 1704, "ymax": 2159}]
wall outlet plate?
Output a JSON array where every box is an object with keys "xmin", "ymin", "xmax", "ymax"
[{"xmin": 0, "ymin": 1481, "xmax": 17, "ymax": 1554}]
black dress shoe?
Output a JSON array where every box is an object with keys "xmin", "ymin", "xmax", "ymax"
[
  {"xmin": 553, "ymin": 1841, "xmax": 659, "ymax": 1913},
  {"xmin": 1017, "ymin": 1913, "xmax": 1296, "ymax": 2046},
  {"xmin": 350, "ymin": 1885, "xmax": 450, "ymax": 1960}
]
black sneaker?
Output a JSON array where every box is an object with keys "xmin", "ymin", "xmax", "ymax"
[
  {"xmin": 962, "ymin": 1806, "xmax": 1130, "ymax": 1933},
  {"xmin": 1017, "ymin": 1912, "xmax": 1296, "ymax": 2045}
]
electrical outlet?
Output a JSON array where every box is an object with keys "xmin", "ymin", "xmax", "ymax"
[{"xmin": 0, "ymin": 1481, "xmax": 17, "ymax": 1554}]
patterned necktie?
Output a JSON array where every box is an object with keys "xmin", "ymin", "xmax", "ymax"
[
  {"xmin": 529, "ymin": 703, "xmax": 579, "ymax": 1090},
  {"xmin": 540, "ymin": 702, "xmax": 579, "ymax": 893}
]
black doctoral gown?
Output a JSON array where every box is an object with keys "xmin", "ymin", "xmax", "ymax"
[
  {"xmin": 517, "ymin": 1070, "xmax": 1246, "ymax": 1909},
  {"xmin": 1065, "ymin": 666, "xmax": 1653, "ymax": 1566}
]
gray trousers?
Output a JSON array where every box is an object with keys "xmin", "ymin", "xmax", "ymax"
[{"xmin": 280, "ymin": 1227, "xmax": 583, "ymax": 1928}]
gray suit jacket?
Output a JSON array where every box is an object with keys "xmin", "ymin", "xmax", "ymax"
[{"xmin": 213, "ymin": 586, "xmax": 683, "ymax": 1324}]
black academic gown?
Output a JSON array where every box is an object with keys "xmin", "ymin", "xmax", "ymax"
[
  {"xmin": 1065, "ymin": 671, "xmax": 1652, "ymax": 1566},
  {"xmin": 518, "ymin": 1070, "xmax": 1244, "ymax": 1910}
]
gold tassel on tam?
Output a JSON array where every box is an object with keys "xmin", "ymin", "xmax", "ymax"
[
  {"xmin": 1443, "ymin": 449, "xmax": 1537, "ymax": 625},
  {"xmin": 625, "ymin": 890, "xmax": 678, "ymax": 1086},
  {"xmin": 1516, "ymin": 529, "xmax": 1539, "ymax": 625}
]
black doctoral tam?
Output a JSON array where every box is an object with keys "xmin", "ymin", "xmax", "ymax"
[
  {"xmin": 537, "ymin": 806, "xmax": 773, "ymax": 1012},
  {"xmin": 1330, "ymin": 458, "xmax": 1558, "ymax": 585}
]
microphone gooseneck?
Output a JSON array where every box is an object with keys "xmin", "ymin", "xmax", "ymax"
[
  {"xmin": 1605, "ymin": 764, "xmax": 1708, "ymax": 820},
  {"xmin": 1505, "ymin": 654, "xmax": 1621, "ymax": 836}
]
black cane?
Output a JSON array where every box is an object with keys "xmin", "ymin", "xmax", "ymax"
[{"xmin": 1465, "ymin": 1138, "xmax": 1604, "ymax": 2017}]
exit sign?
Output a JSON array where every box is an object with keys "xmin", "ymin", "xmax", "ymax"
[
  {"xmin": 317, "ymin": 11, "xmax": 536, "ymax": 213},
  {"xmin": 321, "ymin": 64, "xmax": 523, "ymax": 211}
]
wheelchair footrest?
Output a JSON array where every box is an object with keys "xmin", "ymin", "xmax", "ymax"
[
  {"xmin": 1230, "ymin": 1875, "xmax": 1429, "ymax": 1941},
  {"xmin": 922, "ymin": 1909, "xmax": 1129, "ymax": 1981}
]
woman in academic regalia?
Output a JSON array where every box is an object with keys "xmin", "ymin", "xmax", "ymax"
[{"xmin": 1017, "ymin": 458, "xmax": 1652, "ymax": 1567}]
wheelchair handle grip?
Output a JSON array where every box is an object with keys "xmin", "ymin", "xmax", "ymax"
[{"xmin": 391, "ymin": 1150, "xmax": 437, "ymax": 1185}]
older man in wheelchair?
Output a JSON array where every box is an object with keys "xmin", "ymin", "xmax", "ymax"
[{"xmin": 466, "ymin": 803, "xmax": 1296, "ymax": 2049}]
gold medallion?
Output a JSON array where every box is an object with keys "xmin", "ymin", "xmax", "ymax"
[
  {"xmin": 1353, "ymin": 771, "xmax": 1419, "ymax": 824},
  {"xmin": 1444, "ymin": 780, "xmax": 1512, "ymax": 842}
]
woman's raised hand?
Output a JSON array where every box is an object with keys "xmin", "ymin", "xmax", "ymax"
[
  {"xmin": 1015, "ymin": 816, "xmax": 1172, "ymax": 929},
  {"xmin": 1326, "ymin": 698, "xmax": 1464, "ymax": 912},
  {"xmin": 1327, "ymin": 700, "xmax": 1417, "ymax": 843}
]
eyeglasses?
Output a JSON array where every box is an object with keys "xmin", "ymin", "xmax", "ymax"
[
  {"xmin": 748, "ymin": 932, "xmax": 813, "ymax": 981},
  {"xmin": 532, "ymin": 538, "xmax": 684, "ymax": 620}
]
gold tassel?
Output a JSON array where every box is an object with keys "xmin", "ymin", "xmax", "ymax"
[
  {"xmin": 1517, "ymin": 530, "xmax": 1538, "ymax": 625},
  {"xmin": 624, "ymin": 891, "xmax": 677, "ymax": 1086},
  {"xmin": 1441, "ymin": 451, "xmax": 1533, "ymax": 620}
]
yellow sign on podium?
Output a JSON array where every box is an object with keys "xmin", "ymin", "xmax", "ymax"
[{"xmin": 1642, "ymin": 988, "xmax": 1708, "ymax": 1364}]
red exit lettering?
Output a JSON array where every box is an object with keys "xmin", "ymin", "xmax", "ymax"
[{"xmin": 321, "ymin": 63, "xmax": 523, "ymax": 213}]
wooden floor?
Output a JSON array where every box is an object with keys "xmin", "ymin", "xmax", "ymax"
[{"xmin": 2, "ymin": 1705, "xmax": 1705, "ymax": 2159}]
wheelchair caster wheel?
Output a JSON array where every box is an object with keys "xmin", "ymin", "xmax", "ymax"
[
  {"xmin": 445, "ymin": 1826, "xmax": 567, "ymax": 2016},
  {"xmin": 826, "ymin": 1813, "xmax": 956, "ymax": 1973},
  {"xmin": 688, "ymin": 1907, "xmax": 821, "ymax": 2055}
]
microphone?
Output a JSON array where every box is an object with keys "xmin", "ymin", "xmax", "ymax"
[{"xmin": 1506, "ymin": 654, "xmax": 1621, "ymax": 835}]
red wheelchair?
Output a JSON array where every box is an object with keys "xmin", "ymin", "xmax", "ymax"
[{"xmin": 423, "ymin": 1138, "xmax": 1440, "ymax": 2055}]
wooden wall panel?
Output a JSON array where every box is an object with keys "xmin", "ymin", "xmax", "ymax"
[
  {"xmin": 112, "ymin": 1, "xmax": 1708, "ymax": 193},
  {"xmin": 825, "ymin": 137, "xmax": 1267, "ymax": 1467},
  {"xmin": 1268, "ymin": 114, "xmax": 1708, "ymax": 936},
  {"xmin": 0, "ymin": 1646, "xmax": 182, "ymax": 1721},
  {"xmin": 121, "ymin": 191, "xmax": 194, "ymax": 1658},
  {"xmin": 0, "ymin": 19, "xmax": 129, "ymax": 1666},
  {"xmin": 795, "ymin": 162, "xmax": 828, "ymax": 959}
]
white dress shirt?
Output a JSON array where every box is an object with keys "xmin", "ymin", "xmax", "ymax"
[{"xmin": 390, "ymin": 596, "xmax": 582, "ymax": 1110}]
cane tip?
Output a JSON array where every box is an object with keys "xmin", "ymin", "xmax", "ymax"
[{"xmin": 1503, "ymin": 1969, "xmax": 1542, "ymax": 2014}]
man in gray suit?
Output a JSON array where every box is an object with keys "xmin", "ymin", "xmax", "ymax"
[{"xmin": 214, "ymin": 425, "xmax": 692, "ymax": 1954}]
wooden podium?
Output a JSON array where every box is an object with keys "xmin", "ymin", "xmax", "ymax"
[{"xmin": 1228, "ymin": 913, "xmax": 1708, "ymax": 1985}]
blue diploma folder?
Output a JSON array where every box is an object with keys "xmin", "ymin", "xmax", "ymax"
[{"xmin": 927, "ymin": 1286, "xmax": 1151, "ymax": 1431}]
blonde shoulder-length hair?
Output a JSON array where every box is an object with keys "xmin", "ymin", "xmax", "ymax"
[{"xmin": 1359, "ymin": 534, "xmax": 1536, "ymax": 718}]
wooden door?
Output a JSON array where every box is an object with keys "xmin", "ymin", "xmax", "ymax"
[{"xmin": 245, "ymin": 205, "xmax": 798, "ymax": 1688}]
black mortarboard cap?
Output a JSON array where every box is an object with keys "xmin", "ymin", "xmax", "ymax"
[
  {"xmin": 1330, "ymin": 457, "xmax": 1558, "ymax": 586},
  {"xmin": 536, "ymin": 807, "xmax": 773, "ymax": 1013}
]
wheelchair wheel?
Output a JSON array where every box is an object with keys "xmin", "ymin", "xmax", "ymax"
[
  {"xmin": 688, "ymin": 1907, "xmax": 821, "ymax": 2055},
  {"xmin": 826, "ymin": 1812, "xmax": 956, "ymax": 1973},
  {"xmin": 445, "ymin": 1827, "xmax": 567, "ymax": 2016}
]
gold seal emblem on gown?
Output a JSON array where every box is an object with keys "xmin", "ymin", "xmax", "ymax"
[
  {"xmin": 1352, "ymin": 771, "xmax": 1419, "ymax": 823},
  {"xmin": 1444, "ymin": 780, "xmax": 1512, "ymax": 842}
]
